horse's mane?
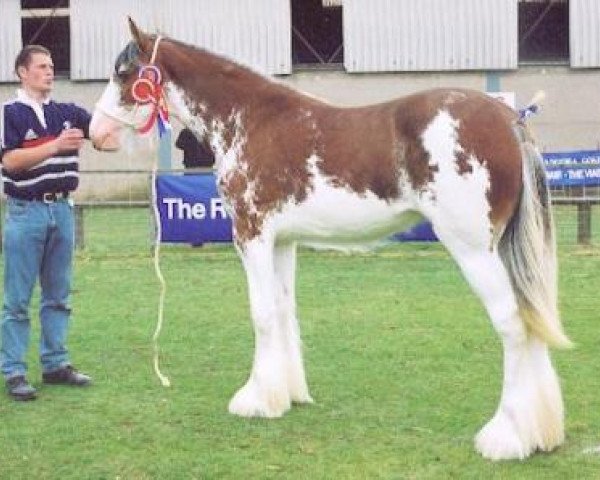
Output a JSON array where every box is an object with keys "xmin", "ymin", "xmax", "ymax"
[
  {"xmin": 160, "ymin": 35, "xmax": 324, "ymax": 106},
  {"xmin": 167, "ymin": 36, "xmax": 263, "ymax": 78}
]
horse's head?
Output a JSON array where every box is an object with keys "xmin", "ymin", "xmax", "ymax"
[{"xmin": 90, "ymin": 18, "xmax": 169, "ymax": 151}]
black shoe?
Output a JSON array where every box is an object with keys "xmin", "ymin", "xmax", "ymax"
[
  {"xmin": 42, "ymin": 365, "xmax": 91, "ymax": 386},
  {"xmin": 6, "ymin": 376, "xmax": 37, "ymax": 401}
]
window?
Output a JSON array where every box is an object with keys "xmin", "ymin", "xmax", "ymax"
[
  {"xmin": 519, "ymin": 0, "xmax": 569, "ymax": 63},
  {"xmin": 292, "ymin": 0, "xmax": 343, "ymax": 68},
  {"xmin": 22, "ymin": 0, "xmax": 68, "ymax": 7},
  {"xmin": 21, "ymin": 0, "xmax": 70, "ymax": 75}
]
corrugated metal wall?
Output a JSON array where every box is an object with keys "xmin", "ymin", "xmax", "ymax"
[
  {"xmin": 71, "ymin": 0, "xmax": 164, "ymax": 80},
  {"xmin": 71, "ymin": 1, "xmax": 142, "ymax": 80},
  {"xmin": 0, "ymin": 0, "xmax": 22, "ymax": 83},
  {"xmin": 570, "ymin": 0, "xmax": 600, "ymax": 68},
  {"xmin": 70, "ymin": 0, "xmax": 291, "ymax": 80},
  {"xmin": 343, "ymin": 0, "xmax": 518, "ymax": 72},
  {"xmin": 170, "ymin": 0, "xmax": 291, "ymax": 75},
  {"xmin": 3, "ymin": 1, "xmax": 597, "ymax": 82}
]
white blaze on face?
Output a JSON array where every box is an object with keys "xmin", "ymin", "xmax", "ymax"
[
  {"xmin": 90, "ymin": 77, "xmax": 153, "ymax": 151},
  {"xmin": 420, "ymin": 109, "xmax": 491, "ymax": 244}
]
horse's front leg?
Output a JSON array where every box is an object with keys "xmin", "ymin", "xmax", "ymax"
[
  {"xmin": 228, "ymin": 234, "xmax": 291, "ymax": 418},
  {"xmin": 274, "ymin": 242, "xmax": 313, "ymax": 405}
]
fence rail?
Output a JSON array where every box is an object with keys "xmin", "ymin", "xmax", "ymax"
[
  {"xmin": 73, "ymin": 201, "xmax": 150, "ymax": 251},
  {"xmin": 69, "ymin": 188, "xmax": 600, "ymax": 250},
  {"xmin": 551, "ymin": 197, "xmax": 599, "ymax": 245}
]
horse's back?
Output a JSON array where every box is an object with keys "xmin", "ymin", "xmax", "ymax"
[{"xmin": 302, "ymin": 87, "xmax": 523, "ymax": 240}]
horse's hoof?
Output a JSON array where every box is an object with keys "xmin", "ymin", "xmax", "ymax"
[
  {"xmin": 228, "ymin": 381, "xmax": 290, "ymax": 418},
  {"xmin": 475, "ymin": 413, "xmax": 531, "ymax": 461},
  {"xmin": 291, "ymin": 393, "xmax": 314, "ymax": 405}
]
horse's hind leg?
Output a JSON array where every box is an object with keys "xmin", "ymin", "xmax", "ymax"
[
  {"xmin": 274, "ymin": 242, "xmax": 313, "ymax": 404},
  {"xmin": 435, "ymin": 230, "xmax": 563, "ymax": 460},
  {"xmin": 228, "ymin": 236, "xmax": 291, "ymax": 418}
]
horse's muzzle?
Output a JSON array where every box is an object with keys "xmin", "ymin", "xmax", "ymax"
[{"xmin": 90, "ymin": 110, "xmax": 121, "ymax": 151}]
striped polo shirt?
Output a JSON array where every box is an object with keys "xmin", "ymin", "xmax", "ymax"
[{"xmin": 0, "ymin": 89, "xmax": 91, "ymax": 199}]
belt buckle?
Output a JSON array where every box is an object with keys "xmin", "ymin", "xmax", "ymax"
[{"xmin": 42, "ymin": 192, "xmax": 56, "ymax": 203}]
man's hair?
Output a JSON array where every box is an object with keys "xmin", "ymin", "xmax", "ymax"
[{"xmin": 14, "ymin": 45, "xmax": 51, "ymax": 78}]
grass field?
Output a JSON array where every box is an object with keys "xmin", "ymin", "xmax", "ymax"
[{"xmin": 0, "ymin": 205, "xmax": 599, "ymax": 479}]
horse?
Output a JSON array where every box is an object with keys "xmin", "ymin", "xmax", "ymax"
[{"xmin": 90, "ymin": 18, "xmax": 570, "ymax": 461}]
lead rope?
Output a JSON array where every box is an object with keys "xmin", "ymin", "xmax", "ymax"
[
  {"xmin": 151, "ymin": 160, "xmax": 170, "ymax": 387},
  {"xmin": 149, "ymin": 35, "xmax": 171, "ymax": 387}
]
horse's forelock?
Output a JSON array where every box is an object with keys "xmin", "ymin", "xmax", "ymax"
[{"xmin": 114, "ymin": 41, "xmax": 141, "ymax": 77}]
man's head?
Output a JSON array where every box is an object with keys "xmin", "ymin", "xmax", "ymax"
[{"xmin": 14, "ymin": 45, "xmax": 54, "ymax": 96}]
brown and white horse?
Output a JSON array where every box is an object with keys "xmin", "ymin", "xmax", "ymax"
[{"xmin": 90, "ymin": 19, "xmax": 570, "ymax": 460}]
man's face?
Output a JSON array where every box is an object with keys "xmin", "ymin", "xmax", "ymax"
[{"xmin": 18, "ymin": 52, "xmax": 54, "ymax": 95}]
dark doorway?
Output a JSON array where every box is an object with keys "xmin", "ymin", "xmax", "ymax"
[
  {"xmin": 21, "ymin": 0, "xmax": 70, "ymax": 75},
  {"xmin": 519, "ymin": 0, "xmax": 569, "ymax": 63},
  {"xmin": 292, "ymin": 0, "xmax": 343, "ymax": 67}
]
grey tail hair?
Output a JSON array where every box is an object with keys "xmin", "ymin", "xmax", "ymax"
[{"xmin": 498, "ymin": 124, "xmax": 571, "ymax": 348}]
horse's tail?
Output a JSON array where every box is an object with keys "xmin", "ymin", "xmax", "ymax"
[{"xmin": 498, "ymin": 124, "xmax": 571, "ymax": 348}]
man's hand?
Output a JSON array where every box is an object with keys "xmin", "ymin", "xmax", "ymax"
[{"xmin": 53, "ymin": 128, "xmax": 85, "ymax": 153}]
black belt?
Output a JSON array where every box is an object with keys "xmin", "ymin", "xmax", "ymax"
[{"xmin": 10, "ymin": 191, "xmax": 70, "ymax": 203}]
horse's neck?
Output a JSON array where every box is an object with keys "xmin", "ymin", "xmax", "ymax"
[{"xmin": 164, "ymin": 44, "xmax": 274, "ymax": 125}]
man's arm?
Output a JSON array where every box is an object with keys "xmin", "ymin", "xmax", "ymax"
[
  {"xmin": 3, "ymin": 128, "xmax": 85, "ymax": 173},
  {"xmin": 72, "ymin": 104, "xmax": 92, "ymax": 139}
]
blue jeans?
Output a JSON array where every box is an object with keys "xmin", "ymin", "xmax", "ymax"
[{"xmin": 1, "ymin": 197, "xmax": 74, "ymax": 379}]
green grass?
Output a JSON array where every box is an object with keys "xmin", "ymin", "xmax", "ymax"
[{"xmin": 0, "ymin": 206, "xmax": 599, "ymax": 479}]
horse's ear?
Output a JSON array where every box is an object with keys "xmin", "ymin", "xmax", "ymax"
[{"xmin": 128, "ymin": 16, "xmax": 149, "ymax": 51}]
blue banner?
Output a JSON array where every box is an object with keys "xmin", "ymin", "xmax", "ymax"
[
  {"xmin": 155, "ymin": 174, "xmax": 232, "ymax": 243},
  {"xmin": 391, "ymin": 221, "xmax": 438, "ymax": 242},
  {"xmin": 542, "ymin": 150, "xmax": 600, "ymax": 187}
]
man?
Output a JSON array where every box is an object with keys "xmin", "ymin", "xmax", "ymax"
[{"xmin": 0, "ymin": 45, "xmax": 92, "ymax": 401}]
